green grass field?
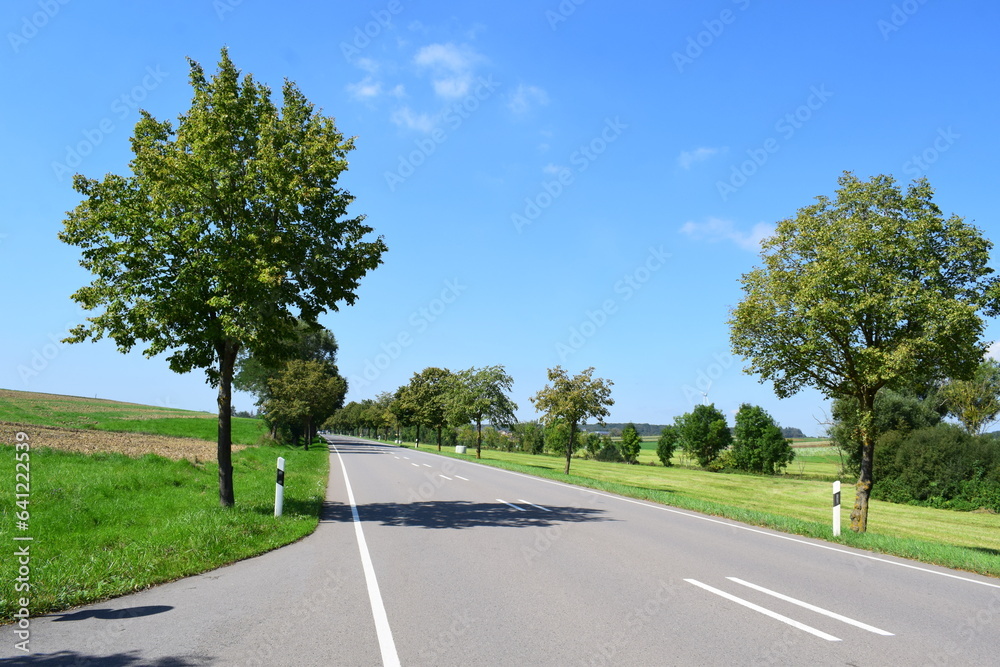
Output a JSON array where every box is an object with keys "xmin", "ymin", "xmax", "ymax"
[
  {"xmin": 0, "ymin": 390, "xmax": 325, "ymax": 623},
  {"xmin": 402, "ymin": 439, "xmax": 1000, "ymax": 578},
  {"xmin": 0, "ymin": 389, "xmax": 265, "ymax": 445}
]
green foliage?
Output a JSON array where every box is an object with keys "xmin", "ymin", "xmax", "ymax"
[
  {"xmin": 394, "ymin": 367, "xmax": 454, "ymax": 448},
  {"xmin": 530, "ymin": 366, "xmax": 614, "ymax": 474},
  {"xmin": 940, "ymin": 359, "xmax": 1000, "ymax": 435},
  {"xmin": 513, "ymin": 421, "xmax": 545, "ymax": 454},
  {"xmin": 656, "ymin": 426, "xmax": 678, "ymax": 466},
  {"xmin": 830, "ymin": 389, "xmax": 942, "ymax": 476},
  {"xmin": 619, "ymin": 423, "xmax": 642, "ymax": 464},
  {"xmin": 672, "ymin": 404, "xmax": 732, "ymax": 468},
  {"xmin": 594, "ymin": 438, "xmax": 625, "ymax": 463},
  {"xmin": 58, "ymin": 48, "xmax": 385, "ymax": 505},
  {"xmin": 543, "ymin": 420, "xmax": 570, "ymax": 455},
  {"xmin": 729, "ymin": 171, "xmax": 997, "ymax": 531},
  {"xmin": 873, "ymin": 424, "xmax": 1000, "ymax": 511},
  {"xmin": 732, "ymin": 404, "xmax": 795, "ymax": 474},
  {"xmin": 448, "ymin": 365, "xmax": 518, "ymax": 457},
  {"xmin": 264, "ymin": 359, "xmax": 346, "ymax": 446}
]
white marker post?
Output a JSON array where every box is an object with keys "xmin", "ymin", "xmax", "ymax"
[
  {"xmin": 832, "ymin": 480, "xmax": 841, "ymax": 537},
  {"xmin": 275, "ymin": 457, "xmax": 286, "ymax": 517}
]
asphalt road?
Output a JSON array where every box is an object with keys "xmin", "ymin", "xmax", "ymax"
[{"xmin": 3, "ymin": 435, "xmax": 999, "ymax": 665}]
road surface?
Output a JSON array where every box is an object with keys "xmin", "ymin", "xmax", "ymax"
[{"xmin": 2, "ymin": 435, "xmax": 999, "ymax": 665}]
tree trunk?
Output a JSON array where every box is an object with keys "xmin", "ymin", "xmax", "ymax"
[
  {"xmin": 216, "ymin": 341, "xmax": 239, "ymax": 508},
  {"xmin": 303, "ymin": 416, "xmax": 311, "ymax": 451},
  {"xmin": 436, "ymin": 424, "xmax": 442, "ymax": 451},
  {"xmin": 565, "ymin": 421, "xmax": 576, "ymax": 475},
  {"xmin": 476, "ymin": 420, "xmax": 482, "ymax": 459},
  {"xmin": 850, "ymin": 392, "xmax": 877, "ymax": 532}
]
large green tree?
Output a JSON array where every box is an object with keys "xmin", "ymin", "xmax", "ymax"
[
  {"xmin": 59, "ymin": 49, "xmax": 386, "ymax": 506},
  {"xmin": 729, "ymin": 172, "xmax": 997, "ymax": 531},
  {"xmin": 530, "ymin": 366, "xmax": 614, "ymax": 474},
  {"xmin": 449, "ymin": 365, "xmax": 518, "ymax": 459}
]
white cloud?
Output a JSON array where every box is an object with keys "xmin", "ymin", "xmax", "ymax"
[
  {"xmin": 355, "ymin": 57, "xmax": 380, "ymax": 75},
  {"xmin": 679, "ymin": 217, "xmax": 774, "ymax": 251},
  {"xmin": 414, "ymin": 42, "xmax": 484, "ymax": 99},
  {"xmin": 988, "ymin": 341, "xmax": 1000, "ymax": 361},
  {"xmin": 507, "ymin": 84, "xmax": 549, "ymax": 114},
  {"xmin": 678, "ymin": 146, "xmax": 724, "ymax": 170},
  {"xmin": 390, "ymin": 106, "xmax": 435, "ymax": 133},
  {"xmin": 347, "ymin": 76, "xmax": 382, "ymax": 100}
]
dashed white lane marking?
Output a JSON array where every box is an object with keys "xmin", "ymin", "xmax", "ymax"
[
  {"xmin": 518, "ymin": 499, "xmax": 551, "ymax": 512},
  {"xmin": 422, "ymin": 464, "xmax": 432, "ymax": 468},
  {"xmin": 497, "ymin": 499, "xmax": 525, "ymax": 511},
  {"xmin": 411, "ymin": 463, "xmax": 420, "ymax": 468},
  {"xmin": 333, "ymin": 444, "xmax": 401, "ymax": 667},
  {"xmin": 439, "ymin": 475, "xmax": 452, "ymax": 481},
  {"xmin": 726, "ymin": 578, "xmax": 893, "ymax": 636},
  {"xmin": 685, "ymin": 579, "xmax": 840, "ymax": 642},
  {"xmin": 455, "ymin": 475, "xmax": 469, "ymax": 481}
]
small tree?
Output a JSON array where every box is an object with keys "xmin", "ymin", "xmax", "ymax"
[
  {"xmin": 265, "ymin": 360, "xmax": 347, "ymax": 449},
  {"xmin": 940, "ymin": 359, "xmax": 1000, "ymax": 436},
  {"xmin": 732, "ymin": 404, "xmax": 795, "ymax": 474},
  {"xmin": 448, "ymin": 366, "xmax": 518, "ymax": 459},
  {"xmin": 619, "ymin": 423, "xmax": 642, "ymax": 464},
  {"xmin": 673, "ymin": 404, "xmax": 732, "ymax": 468},
  {"xmin": 656, "ymin": 426, "xmax": 678, "ymax": 466},
  {"xmin": 530, "ymin": 366, "xmax": 614, "ymax": 474}
]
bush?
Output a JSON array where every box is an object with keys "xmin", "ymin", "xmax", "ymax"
[
  {"xmin": 620, "ymin": 423, "xmax": 642, "ymax": 464},
  {"xmin": 595, "ymin": 441, "xmax": 624, "ymax": 463},
  {"xmin": 656, "ymin": 426, "xmax": 677, "ymax": 466}
]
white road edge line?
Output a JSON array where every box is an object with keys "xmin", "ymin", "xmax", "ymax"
[
  {"xmin": 685, "ymin": 579, "xmax": 841, "ymax": 642},
  {"xmin": 727, "ymin": 577, "xmax": 894, "ymax": 636},
  {"xmin": 518, "ymin": 499, "xmax": 551, "ymax": 512},
  {"xmin": 438, "ymin": 455, "xmax": 1000, "ymax": 591},
  {"xmin": 498, "ymin": 498, "xmax": 525, "ymax": 511},
  {"xmin": 333, "ymin": 444, "xmax": 401, "ymax": 667}
]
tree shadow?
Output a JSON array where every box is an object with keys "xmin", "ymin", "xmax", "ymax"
[
  {"xmin": 46, "ymin": 605, "xmax": 174, "ymax": 622},
  {"xmin": 0, "ymin": 651, "xmax": 208, "ymax": 666},
  {"xmin": 324, "ymin": 500, "xmax": 613, "ymax": 530}
]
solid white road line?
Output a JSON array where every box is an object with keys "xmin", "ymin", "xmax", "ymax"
[
  {"xmin": 497, "ymin": 499, "xmax": 525, "ymax": 511},
  {"xmin": 727, "ymin": 577, "xmax": 894, "ymax": 636},
  {"xmin": 518, "ymin": 499, "xmax": 551, "ymax": 512},
  {"xmin": 334, "ymin": 445, "xmax": 401, "ymax": 667},
  {"xmin": 685, "ymin": 579, "xmax": 841, "ymax": 642}
]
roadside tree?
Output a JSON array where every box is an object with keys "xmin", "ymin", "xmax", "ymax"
[
  {"xmin": 673, "ymin": 404, "xmax": 731, "ymax": 468},
  {"xmin": 448, "ymin": 366, "xmax": 518, "ymax": 459},
  {"xmin": 265, "ymin": 360, "xmax": 346, "ymax": 448},
  {"xmin": 656, "ymin": 426, "xmax": 678, "ymax": 466},
  {"xmin": 58, "ymin": 49, "xmax": 386, "ymax": 506},
  {"xmin": 619, "ymin": 423, "xmax": 642, "ymax": 464},
  {"xmin": 730, "ymin": 172, "xmax": 998, "ymax": 531},
  {"xmin": 731, "ymin": 404, "xmax": 795, "ymax": 474},
  {"xmin": 940, "ymin": 359, "xmax": 1000, "ymax": 436},
  {"xmin": 530, "ymin": 366, "xmax": 614, "ymax": 474}
]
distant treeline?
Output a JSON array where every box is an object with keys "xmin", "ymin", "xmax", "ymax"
[{"xmin": 579, "ymin": 423, "xmax": 808, "ymax": 438}]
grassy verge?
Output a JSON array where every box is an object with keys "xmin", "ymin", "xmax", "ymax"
[
  {"xmin": 402, "ymin": 442, "xmax": 1000, "ymax": 578},
  {"xmin": 0, "ymin": 442, "xmax": 327, "ymax": 623}
]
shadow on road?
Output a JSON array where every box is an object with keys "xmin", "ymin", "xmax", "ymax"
[
  {"xmin": 47, "ymin": 605, "xmax": 174, "ymax": 623},
  {"xmin": 323, "ymin": 500, "xmax": 614, "ymax": 530},
  {"xmin": 0, "ymin": 651, "xmax": 208, "ymax": 666}
]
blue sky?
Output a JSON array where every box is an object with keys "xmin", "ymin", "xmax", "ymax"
[{"xmin": 2, "ymin": 1, "xmax": 999, "ymax": 435}]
